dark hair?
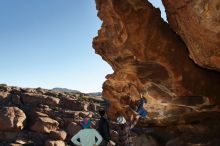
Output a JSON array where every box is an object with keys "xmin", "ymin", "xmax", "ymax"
[{"xmin": 99, "ymin": 109, "xmax": 106, "ymax": 117}]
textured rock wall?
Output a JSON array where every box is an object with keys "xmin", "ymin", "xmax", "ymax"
[
  {"xmin": 162, "ymin": 0, "xmax": 220, "ymax": 71},
  {"xmin": 93, "ymin": 0, "xmax": 220, "ymax": 119}
]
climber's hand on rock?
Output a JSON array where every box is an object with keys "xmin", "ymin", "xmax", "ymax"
[
  {"xmin": 130, "ymin": 114, "xmax": 134, "ymax": 121},
  {"xmin": 135, "ymin": 114, "xmax": 140, "ymax": 120}
]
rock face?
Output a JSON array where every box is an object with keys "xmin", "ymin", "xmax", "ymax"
[
  {"xmin": 30, "ymin": 112, "xmax": 59, "ymax": 133},
  {"xmin": 21, "ymin": 93, "xmax": 60, "ymax": 106},
  {"xmin": 50, "ymin": 130, "xmax": 67, "ymax": 141},
  {"xmin": 133, "ymin": 135, "xmax": 158, "ymax": 146},
  {"xmin": 0, "ymin": 107, "xmax": 26, "ymax": 131},
  {"xmin": 93, "ymin": 0, "xmax": 220, "ymax": 119},
  {"xmin": 93, "ymin": 0, "xmax": 220, "ymax": 145},
  {"xmin": 162, "ymin": 0, "xmax": 220, "ymax": 71}
]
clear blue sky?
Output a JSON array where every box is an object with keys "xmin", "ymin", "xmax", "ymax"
[{"xmin": 0, "ymin": 0, "xmax": 166, "ymax": 93}]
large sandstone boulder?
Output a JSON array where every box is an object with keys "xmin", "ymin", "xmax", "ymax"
[
  {"xmin": 92, "ymin": 0, "xmax": 220, "ymax": 144},
  {"xmin": 60, "ymin": 96, "xmax": 84, "ymax": 111},
  {"xmin": 30, "ymin": 112, "xmax": 59, "ymax": 133},
  {"xmin": 49, "ymin": 130, "xmax": 67, "ymax": 141},
  {"xmin": 162, "ymin": 0, "xmax": 220, "ymax": 71},
  {"xmin": 0, "ymin": 107, "xmax": 26, "ymax": 131},
  {"xmin": 20, "ymin": 93, "xmax": 60, "ymax": 106},
  {"xmin": 93, "ymin": 0, "xmax": 220, "ymax": 119}
]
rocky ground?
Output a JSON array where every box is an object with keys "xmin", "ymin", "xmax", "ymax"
[
  {"xmin": 0, "ymin": 84, "xmax": 106, "ymax": 146},
  {"xmin": 1, "ymin": 84, "xmax": 220, "ymax": 146}
]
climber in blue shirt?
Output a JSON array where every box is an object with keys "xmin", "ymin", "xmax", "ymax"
[{"xmin": 136, "ymin": 93, "xmax": 147, "ymax": 118}]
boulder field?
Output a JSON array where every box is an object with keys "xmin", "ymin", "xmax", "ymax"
[{"xmin": 0, "ymin": 85, "xmax": 103, "ymax": 145}]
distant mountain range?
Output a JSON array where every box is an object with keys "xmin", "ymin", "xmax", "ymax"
[
  {"xmin": 52, "ymin": 88, "xmax": 81, "ymax": 93},
  {"xmin": 87, "ymin": 92, "xmax": 102, "ymax": 96},
  {"xmin": 51, "ymin": 87, "xmax": 102, "ymax": 96}
]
